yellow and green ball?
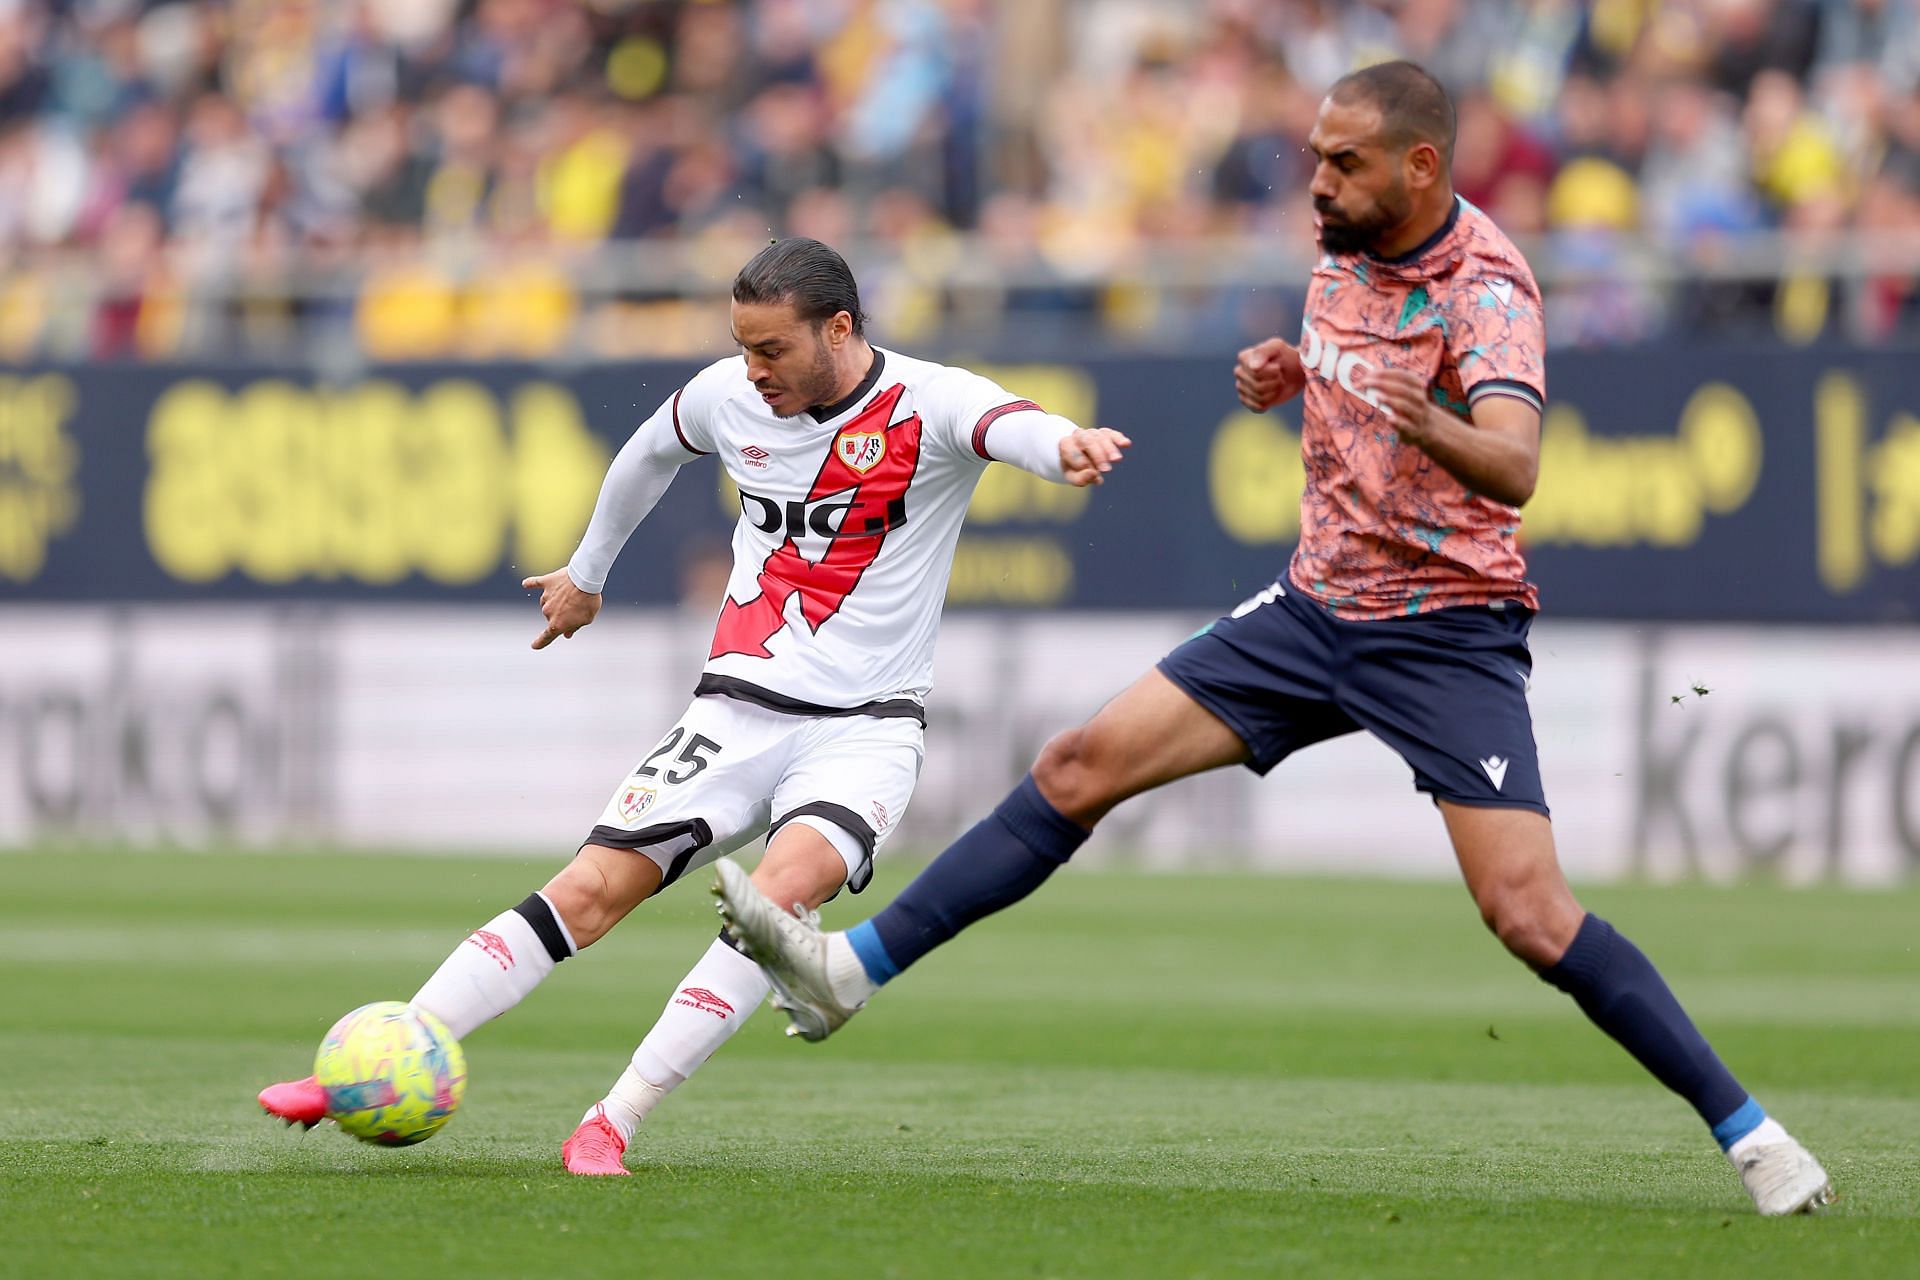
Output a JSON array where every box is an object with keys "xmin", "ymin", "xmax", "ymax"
[{"xmin": 314, "ymin": 1002, "xmax": 467, "ymax": 1146}]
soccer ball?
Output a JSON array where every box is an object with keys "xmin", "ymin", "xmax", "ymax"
[{"xmin": 313, "ymin": 1002, "xmax": 467, "ymax": 1146}]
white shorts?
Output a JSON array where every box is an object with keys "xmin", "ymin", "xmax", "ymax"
[{"xmin": 584, "ymin": 694, "xmax": 924, "ymax": 896}]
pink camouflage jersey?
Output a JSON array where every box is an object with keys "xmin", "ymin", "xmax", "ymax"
[{"xmin": 1288, "ymin": 196, "xmax": 1546, "ymax": 619}]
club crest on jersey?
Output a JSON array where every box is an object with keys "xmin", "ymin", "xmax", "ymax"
[
  {"xmin": 836, "ymin": 431, "xmax": 886, "ymax": 473},
  {"xmin": 618, "ymin": 784, "xmax": 657, "ymax": 823}
]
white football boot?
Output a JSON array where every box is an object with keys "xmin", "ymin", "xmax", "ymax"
[
  {"xmin": 1728, "ymin": 1121, "xmax": 1835, "ymax": 1215},
  {"xmin": 713, "ymin": 858, "xmax": 860, "ymax": 1042}
]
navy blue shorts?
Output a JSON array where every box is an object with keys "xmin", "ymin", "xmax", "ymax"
[{"xmin": 1157, "ymin": 579, "xmax": 1548, "ymax": 814}]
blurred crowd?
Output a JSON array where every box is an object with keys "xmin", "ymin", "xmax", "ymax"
[{"xmin": 1, "ymin": 0, "xmax": 1918, "ymax": 361}]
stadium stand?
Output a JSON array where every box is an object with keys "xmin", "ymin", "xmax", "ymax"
[{"xmin": 1, "ymin": 0, "xmax": 1917, "ymax": 359}]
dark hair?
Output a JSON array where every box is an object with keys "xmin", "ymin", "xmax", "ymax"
[
  {"xmin": 732, "ymin": 237, "xmax": 867, "ymax": 335},
  {"xmin": 1329, "ymin": 60, "xmax": 1456, "ymax": 164}
]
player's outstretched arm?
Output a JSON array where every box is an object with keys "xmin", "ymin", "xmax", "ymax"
[
  {"xmin": 973, "ymin": 402, "xmax": 1131, "ymax": 487},
  {"xmin": 523, "ymin": 568, "xmax": 603, "ymax": 650},
  {"xmin": 1057, "ymin": 427, "xmax": 1131, "ymax": 487}
]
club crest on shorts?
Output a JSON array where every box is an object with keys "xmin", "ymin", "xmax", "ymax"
[
  {"xmin": 618, "ymin": 784, "xmax": 657, "ymax": 823},
  {"xmin": 836, "ymin": 431, "xmax": 885, "ymax": 473}
]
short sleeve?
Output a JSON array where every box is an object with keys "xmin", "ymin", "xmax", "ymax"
[{"xmin": 1446, "ymin": 262, "xmax": 1547, "ymax": 415}]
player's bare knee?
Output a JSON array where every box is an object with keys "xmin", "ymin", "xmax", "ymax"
[
  {"xmin": 1030, "ymin": 727, "xmax": 1083, "ymax": 802},
  {"xmin": 541, "ymin": 858, "xmax": 634, "ymax": 949},
  {"xmin": 1033, "ymin": 726, "xmax": 1118, "ymax": 825},
  {"xmin": 1475, "ymin": 880, "xmax": 1567, "ymax": 968},
  {"xmin": 541, "ymin": 882, "xmax": 605, "ymax": 948},
  {"xmin": 1493, "ymin": 911, "xmax": 1558, "ymax": 968}
]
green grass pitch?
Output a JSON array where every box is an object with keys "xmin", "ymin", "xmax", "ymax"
[{"xmin": 2, "ymin": 851, "xmax": 1915, "ymax": 1278}]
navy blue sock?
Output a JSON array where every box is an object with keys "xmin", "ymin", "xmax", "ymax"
[
  {"xmin": 851, "ymin": 774, "xmax": 1089, "ymax": 983},
  {"xmin": 1541, "ymin": 913, "xmax": 1758, "ymax": 1145}
]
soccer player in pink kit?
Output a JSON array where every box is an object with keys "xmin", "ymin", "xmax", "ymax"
[
  {"xmin": 256, "ymin": 238, "xmax": 1130, "ymax": 1173},
  {"xmin": 716, "ymin": 63, "xmax": 1834, "ymax": 1216}
]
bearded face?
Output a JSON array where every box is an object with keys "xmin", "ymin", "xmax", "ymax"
[
  {"xmin": 732, "ymin": 301, "xmax": 853, "ymax": 418},
  {"xmin": 777, "ymin": 329, "xmax": 842, "ymax": 417},
  {"xmin": 1307, "ymin": 95, "xmax": 1437, "ymax": 258},
  {"xmin": 1315, "ymin": 174, "xmax": 1415, "ymax": 255}
]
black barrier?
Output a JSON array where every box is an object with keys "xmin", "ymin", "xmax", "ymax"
[{"xmin": 3, "ymin": 350, "xmax": 1917, "ymax": 621}]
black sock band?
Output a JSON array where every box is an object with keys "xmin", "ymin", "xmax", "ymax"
[{"xmin": 513, "ymin": 892, "xmax": 573, "ymax": 963}]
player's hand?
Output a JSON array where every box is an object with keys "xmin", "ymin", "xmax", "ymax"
[
  {"xmin": 523, "ymin": 568, "xmax": 602, "ymax": 650},
  {"xmin": 1059, "ymin": 427, "xmax": 1131, "ymax": 486},
  {"xmin": 1234, "ymin": 337, "xmax": 1306, "ymax": 412},
  {"xmin": 1358, "ymin": 367, "xmax": 1440, "ymax": 446}
]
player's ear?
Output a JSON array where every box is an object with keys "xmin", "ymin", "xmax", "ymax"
[
  {"xmin": 824, "ymin": 310, "xmax": 853, "ymax": 349},
  {"xmin": 1406, "ymin": 141, "xmax": 1442, "ymax": 191}
]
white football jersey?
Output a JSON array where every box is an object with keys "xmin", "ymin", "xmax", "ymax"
[{"xmin": 569, "ymin": 346, "xmax": 1067, "ymax": 720}]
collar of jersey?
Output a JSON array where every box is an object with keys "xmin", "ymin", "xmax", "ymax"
[
  {"xmin": 807, "ymin": 348, "xmax": 887, "ymax": 422},
  {"xmin": 1362, "ymin": 195, "xmax": 1464, "ymax": 274}
]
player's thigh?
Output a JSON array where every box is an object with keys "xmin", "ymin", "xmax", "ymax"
[
  {"xmin": 1440, "ymin": 800, "xmax": 1583, "ymax": 966},
  {"xmin": 1057, "ymin": 579, "xmax": 1367, "ymax": 820},
  {"xmin": 766, "ymin": 716, "xmax": 924, "ymax": 899},
  {"xmin": 583, "ymin": 697, "xmax": 790, "ymax": 896},
  {"xmin": 1336, "ymin": 606, "xmax": 1548, "ymax": 814},
  {"xmin": 1039, "ymin": 668, "xmax": 1258, "ymax": 824},
  {"xmin": 1150, "ymin": 582, "xmax": 1361, "ymax": 784}
]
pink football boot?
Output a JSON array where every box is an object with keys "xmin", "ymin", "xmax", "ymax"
[
  {"xmin": 561, "ymin": 1106, "xmax": 630, "ymax": 1176},
  {"xmin": 258, "ymin": 1075, "xmax": 328, "ymax": 1129}
]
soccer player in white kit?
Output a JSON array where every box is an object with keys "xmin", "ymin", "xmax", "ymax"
[{"xmin": 256, "ymin": 238, "xmax": 1131, "ymax": 1174}]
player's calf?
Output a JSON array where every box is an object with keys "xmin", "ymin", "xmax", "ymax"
[
  {"xmin": 1534, "ymin": 911, "xmax": 1840, "ymax": 1212},
  {"xmin": 409, "ymin": 892, "xmax": 578, "ymax": 1040},
  {"xmin": 712, "ymin": 858, "xmax": 864, "ymax": 1041},
  {"xmin": 572, "ymin": 933, "xmax": 771, "ymax": 1156}
]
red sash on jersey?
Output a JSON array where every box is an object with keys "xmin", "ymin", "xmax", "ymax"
[{"xmin": 710, "ymin": 384, "xmax": 923, "ymax": 660}]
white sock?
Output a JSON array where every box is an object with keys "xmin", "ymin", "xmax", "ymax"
[
  {"xmin": 591, "ymin": 1063, "xmax": 675, "ymax": 1144},
  {"xmin": 825, "ymin": 932, "xmax": 879, "ymax": 1007},
  {"xmin": 1726, "ymin": 1117, "xmax": 1791, "ymax": 1162},
  {"xmin": 412, "ymin": 893, "xmax": 575, "ymax": 1041},
  {"xmin": 588, "ymin": 937, "xmax": 770, "ymax": 1142}
]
